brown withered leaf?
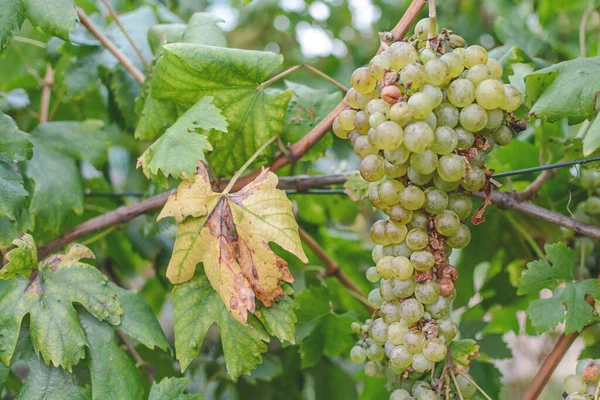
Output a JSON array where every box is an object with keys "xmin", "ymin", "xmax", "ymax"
[{"xmin": 158, "ymin": 164, "xmax": 308, "ymax": 324}]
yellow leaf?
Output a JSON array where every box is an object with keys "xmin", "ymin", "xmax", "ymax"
[{"xmin": 158, "ymin": 164, "xmax": 308, "ymax": 324}]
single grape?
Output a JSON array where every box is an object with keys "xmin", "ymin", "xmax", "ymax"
[
  {"xmin": 384, "ymin": 145, "xmax": 411, "ymax": 165},
  {"xmin": 364, "ymin": 361, "xmax": 379, "ymax": 377},
  {"xmin": 448, "ymin": 34, "xmax": 466, "ymax": 49},
  {"xmin": 433, "ymin": 172, "xmax": 461, "ymax": 191},
  {"xmin": 371, "ymin": 220, "xmax": 389, "ymax": 245},
  {"xmin": 406, "ymin": 228, "xmax": 429, "ymax": 250},
  {"xmin": 435, "ymin": 210, "xmax": 461, "ymax": 236},
  {"xmin": 414, "ymin": 17, "xmax": 438, "ymax": 41},
  {"xmin": 455, "ymin": 374, "xmax": 477, "ymax": 398},
  {"xmin": 492, "ymin": 125, "xmax": 513, "ymax": 146},
  {"xmin": 564, "ymin": 374, "xmax": 588, "ymax": 395},
  {"xmin": 487, "ymin": 58, "xmax": 503, "ymax": 78},
  {"xmin": 385, "ymin": 161, "xmax": 408, "ymax": 178},
  {"xmin": 465, "ymin": 64, "xmax": 492, "ymax": 87},
  {"xmin": 351, "ymin": 321, "xmax": 361, "ymax": 333},
  {"xmin": 441, "ymin": 52, "xmax": 464, "ymax": 78},
  {"xmin": 415, "ymin": 281, "xmax": 441, "ymax": 305},
  {"xmin": 399, "ymin": 186, "xmax": 425, "ymax": 210},
  {"xmin": 412, "ymin": 381, "xmax": 432, "ymax": 398},
  {"xmin": 446, "ymin": 224, "xmax": 471, "ymax": 248},
  {"xmin": 469, "ymin": 149, "xmax": 486, "ymax": 168},
  {"xmin": 369, "ymin": 112, "xmax": 388, "ymax": 128},
  {"xmin": 475, "ymin": 79, "xmax": 506, "ymax": 110},
  {"xmin": 346, "ymin": 88, "xmax": 376, "ymax": 109},
  {"xmin": 360, "ymin": 154, "xmax": 386, "ymax": 182},
  {"xmin": 438, "ymin": 319, "xmax": 458, "ymax": 342},
  {"xmin": 332, "ymin": 117, "xmax": 349, "ymax": 139},
  {"xmin": 338, "ymin": 109, "xmax": 357, "ymax": 131},
  {"xmin": 400, "ymin": 62, "xmax": 426, "ymax": 90},
  {"xmin": 455, "ymin": 127, "xmax": 475, "ymax": 150},
  {"xmin": 391, "ymin": 276, "xmax": 416, "ymax": 298},
  {"xmin": 404, "ymin": 122, "xmax": 434, "ymax": 153},
  {"xmin": 408, "ymin": 92, "xmax": 435, "ymax": 119},
  {"xmin": 390, "ymin": 346, "xmax": 413, "ymax": 368},
  {"xmin": 388, "ymin": 42, "xmax": 419, "ymax": 70},
  {"xmin": 408, "ymin": 166, "xmax": 432, "ymax": 185},
  {"xmin": 389, "ymin": 205, "xmax": 413, "ymax": 225},
  {"xmin": 382, "ymin": 85, "xmax": 403, "ymax": 105},
  {"xmin": 462, "ymin": 168, "xmax": 486, "ymax": 192},
  {"xmin": 421, "ymin": 85, "xmax": 444, "ymax": 108},
  {"xmin": 404, "ymin": 329, "xmax": 426, "ymax": 353},
  {"xmin": 370, "ymin": 318, "xmax": 389, "ymax": 344},
  {"xmin": 366, "ymin": 99, "xmax": 391, "ymax": 118},
  {"xmin": 585, "ymin": 197, "xmax": 600, "ymax": 215},
  {"xmin": 422, "ymin": 338, "xmax": 447, "ymax": 362},
  {"xmin": 410, "ymin": 250, "xmax": 435, "ymax": 271},
  {"xmin": 380, "ymin": 301, "xmax": 401, "ymax": 324},
  {"xmin": 388, "ymin": 321, "xmax": 410, "ymax": 345},
  {"xmin": 420, "ymin": 112, "xmax": 438, "ymax": 130},
  {"xmin": 448, "ymin": 192, "xmax": 473, "ymax": 220},
  {"xmin": 351, "ymin": 67, "xmax": 377, "ymax": 94},
  {"xmin": 391, "ymin": 256, "xmax": 414, "ymax": 280},
  {"xmin": 419, "ymin": 48, "xmax": 437, "ymax": 64},
  {"xmin": 354, "ymin": 135, "xmax": 379, "ymax": 158},
  {"xmin": 408, "ymin": 210, "xmax": 429, "ymax": 230},
  {"xmin": 354, "ymin": 110, "xmax": 370, "ymax": 134},
  {"xmin": 485, "ymin": 108, "xmax": 504, "ymax": 129},
  {"xmin": 380, "ymin": 279, "xmax": 395, "ymax": 302},
  {"xmin": 369, "ymin": 53, "xmax": 392, "ymax": 80},
  {"xmin": 434, "ymin": 103, "xmax": 459, "ymax": 129},
  {"xmin": 393, "ymin": 242, "xmax": 415, "ymax": 258},
  {"xmin": 389, "ymin": 102, "xmax": 414, "ymax": 126},
  {"xmin": 502, "ymin": 84, "xmax": 522, "ymax": 112},
  {"xmin": 437, "ymin": 154, "xmax": 466, "ymax": 182},
  {"xmin": 372, "ymin": 245, "xmax": 384, "ymax": 263},
  {"xmin": 424, "ymin": 58, "xmax": 448, "ymax": 86},
  {"xmin": 367, "ymin": 343, "xmax": 385, "ymax": 362},
  {"xmin": 464, "ymin": 45, "xmax": 488, "ymax": 68},
  {"xmin": 426, "ymin": 296, "xmax": 450, "ymax": 319},
  {"xmin": 460, "ymin": 103, "xmax": 489, "ymax": 132},
  {"xmin": 411, "ymin": 149, "xmax": 439, "ymax": 174},
  {"xmin": 366, "ymin": 266, "xmax": 380, "ymax": 282},
  {"xmin": 351, "ymin": 345, "xmax": 367, "ymax": 363},
  {"xmin": 390, "ymin": 388, "xmax": 411, "ymax": 400},
  {"xmin": 447, "ymin": 79, "xmax": 476, "ymax": 107},
  {"xmin": 377, "ymin": 256, "xmax": 395, "ymax": 279},
  {"xmin": 386, "ymin": 221, "xmax": 408, "ymax": 244},
  {"xmin": 368, "ymin": 288, "xmax": 385, "ymax": 308},
  {"xmin": 576, "ymin": 358, "xmax": 595, "ymax": 378},
  {"xmin": 379, "ymin": 179, "xmax": 404, "ymax": 205},
  {"xmin": 431, "ymin": 126, "xmax": 458, "ymax": 154},
  {"xmin": 416, "ymin": 389, "xmax": 438, "ymax": 400},
  {"xmin": 412, "ymin": 353, "xmax": 434, "ymax": 373},
  {"xmin": 368, "ymin": 184, "xmax": 386, "ymax": 209},
  {"xmin": 424, "ymin": 187, "xmax": 449, "ymax": 214}
]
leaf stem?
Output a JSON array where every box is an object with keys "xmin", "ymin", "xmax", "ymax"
[
  {"xmin": 100, "ymin": 0, "xmax": 148, "ymax": 67},
  {"xmin": 80, "ymin": 226, "xmax": 117, "ymax": 246},
  {"xmin": 580, "ymin": 4, "xmax": 596, "ymax": 57},
  {"xmin": 449, "ymin": 369, "xmax": 465, "ymax": 400},
  {"xmin": 427, "ymin": 0, "xmax": 437, "ymax": 49},
  {"xmin": 12, "ymin": 36, "xmax": 46, "ymax": 48},
  {"xmin": 222, "ymin": 135, "xmax": 279, "ymax": 195},
  {"xmin": 260, "ymin": 64, "xmax": 348, "ymax": 92},
  {"xmin": 455, "ymin": 369, "xmax": 493, "ymax": 400},
  {"xmin": 39, "ymin": 64, "xmax": 54, "ymax": 124},
  {"xmin": 505, "ymin": 212, "xmax": 546, "ymax": 260},
  {"xmin": 116, "ymin": 331, "xmax": 154, "ymax": 382}
]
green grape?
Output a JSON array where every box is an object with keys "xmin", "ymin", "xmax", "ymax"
[
  {"xmin": 564, "ymin": 375, "xmax": 588, "ymax": 395},
  {"xmin": 346, "ymin": 88, "xmax": 378, "ymax": 109},
  {"xmin": 469, "ymin": 149, "xmax": 486, "ymax": 167},
  {"xmin": 377, "ymin": 256, "xmax": 395, "ymax": 279},
  {"xmin": 386, "ymin": 221, "xmax": 408, "ymax": 244},
  {"xmin": 371, "ymin": 220, "xmax": 389, "ymax": 245},
  {"xmin": 465, "ymin": 64, "xmax": 492, "ymax": 87},
  {"xmin": 366, "ymin": 266, "xmax": 381, "ymax": 282},
  {"xmin": 456, "ymin": 374, "xmax": 477, "ymax": 398},
  {"xmin": 390, "ymin": 346, "xmax": 413, "ymax": 368},
  {"xmin": 412, "ymin": 381, "xmax": 432, "ymax": 398},
  {"xmin": 369, "ymin": 112, "xmax": 388, "ymax": 128},
  {"xmin": 447, "ymin": 79, "xmax": 476, "ymax": 107},
  {"xmin": 384, "ymin": 145, "xmax": 411, "ymax": 165},
  {"xmin": 459, "ymin": 103, "xmax": 488, "ymax": 132},
  {"xmin": 380, "ymin": 279, "xmax": 395, "ymax": 302},
  {"xmin": 351, "ymin": 67, "xmax": 377, "ymax": 94},
  {"xmin": 455, "ymin": 127, "xmax": 475, "ymax": 150},
  {"xmin": 426, "ymin": 296, "xmax": 449, "ymax": 319},
  {"xmin": 379, "ymin": 179, "xmax": 404, "ymax": 205},
  {"xmin": 422, "ymin": 338, "xmax": 447, "ymax": 362},
  {"xmin": 404, "ymin": 122, "xmax": 434, "ymax": 153},
  {"xmin": 437, "ymin": 154, "xmax": 466, "ymax": 182},
  {"xmin": 492, "ymin": 126, "xmax": 513, "ymax": 146},
  {"xmin": 351, "ymin": 345, "xmax": 367, "ymax": 363},
  {"xmin": 424, "ymin": 58, "xmax": 448, "ymax": 86},
  {"xmin": 487, "ymin": 58, "xmax": 503, "ymax": 78},
  {"xmin": 390, "ymin": 388, "xmax": 412, "ymax": 400},
  {"xmin": 419, "ymin": 48, "xmax": 437, "ymax": 63},
  {"xmin": 415, "ymin": 281, "xmax": 440, "ymax": 305},
  {"xmin": 348, "ymin": 130, "xmax": 361, "ymax": 145},
  {"xmin": 367, "ymin": 343, "xmax": 385, "ymax": 362},
  {"xmin": 412, "ymin": 353, "xmax": 435, "ymax": 373},
  {"xmin": 332, "ymin": 117, "xmax": 349, "ymax": 139},
  {"xmin": 407, "ymin": 92, "xmax": 435, "ymax": 119},
  {"xmin": 399, "ymin": 186, "xmax": 425, "ymax": 210},
  {"xmin": 381, "ymin": 301, "xmax": 401, "ymax": 323},
  {"xmin": 417, "ymin": 389, "xmax": 438, "ymax": 400},
  {"xmin": 385, "ymin": 161, "xmax": 408, "ymax": 178},
  {"xmin": 475, "ymin": 79, "xmax": 506, "ymax": 110},
  {"xmin": 368, "ymin": 288, "xmax": 385, "ymax": 308},
  {"xmin": 435, "ymin": 210, "xmax": 460, "ymax": 236},
  {"xmin": 434, "ymin": 103, "xmax": 459, "ymax": 129},
  {"xmin": 372, "ymin": 245, "xmax": 384, "ymax": 263},
  {"xmin": 389, "ymin": 205, "xmax": 413, "ymax": 225},
  {"xmin": 433, "ymin": 172, "xmax": 461, "ymax": 191},
  {"xmin": 370, "ymin": 318, "xmax": 389, "ymax": 344},
  {"xmin": 408, "ymin": 210, "xmax": 429, "ymax": 230},
  {"xmin": 392, "ymin": 276, "xmax": 416, "ymax": 298},
  {"xmin": 391, "ymin": 256, "xmax": 414, "ymax": 280},
  {"xmin": 366, "ymin": 99, "xmax": 391, "ymax": 118},
  {"xmin": 448, "ymin": 193, "xmax": 473, "ymax": 220},
  {"xmin": 368, "ymin": 183, "xmax": 386, "ymax": 209},
  {"xmin": 400, "ymin": 62, "xmax": 426, "ymax": 90},
  {"xmin": 462, "ymin": 168, "xmax": 486, "ymax": 191},
  {"xmin": 360, "ymin": 154, "xmax": 386, "ymax": 182},
  {"xmin": 446, "ymin": 224, "xmax": 471, "ymax": 248},
  {"xmin": 464, "ymin": 45, "xmax": 488, "ymax": 68},
  {"xmin": 410, "ymin": 149, "xmax": 439, "ymax": 174},
  {"xmin": 400, "ymin": 299, "xmax": 425, "ymax": 324},
  {"xmin": 404, "ymin": 330, "xmax": 426, "ymax": 354},
  {"xmin": 393, "ymin": 242, "xmax": 415, "ymax": 258},
  {"xmin": 372, "ymin": 121, "xmax": 404, "ymax": 150},
  {"xmin": 424, "ymin": 187, "xmax": 449, "ymax": 214},
  {"xmin": 431, "ymin": 126, "xmax": 458, "ymax": 154},
  {"xmin": 354, "ymin": 135, "xmax": 379, "ymax": 158},
  {"xmin": 354, "ymin": 110, "xmax": 370, "ymax": 134},
  {"xmin": 389, "ymin": 102, "xmax": 414, "ymax": 126},
  {"xmin": 338, "ymin": 109, "xmax": 357, "ymax": 131},
  {"xmin": 441, "ymin": 52, "xmax": 464, "ymax": 78},
  {"xmin": 406, "ymin": 228, "xmax": 429, "ymax": 250},
  {"xmin": 388, "ymin": 42, "xmax": 419, "ymax": 70},
  {"xmin": 414, "ymin": 17, "xmax": 437, "ymax": 41},
  {"xmin": 419, "ymin": 112, "xmax": 438, "ymax": 130},
  {"xmin": 369, "ymin": 53, "xmax": 392, "ymax": 80},
  {"xmin": 438, "ymin": 319, "xmax": 458, "ymax": 342},
  {"xmin": 364, "ymin": 361, "xmax": 379, "ymax": 377},
  {"xmin": 410, "ymin": 250, "xmax": 435, "ymax": 272},
  {"xmin": 502, "ymin": 84, "xmax": 522, "ymax": 112},
  {"xmin": 576, "ymin": 358, "xmax": 595, "ymax": 378},
  {"xmin": 485, "ymin": 108, "xmax": 504, "ymax": 129},
  {"xmin": 585, "ymin": 197, "xmax": 600, "ymax": 215},
  {"xmin": 388, "ymin": 321, "xmax": 410, "ymax": 345}
]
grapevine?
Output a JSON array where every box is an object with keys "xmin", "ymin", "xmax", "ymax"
[{"xmin": 336, "ymin": 17, "xmax": 522, "ymax": 398}]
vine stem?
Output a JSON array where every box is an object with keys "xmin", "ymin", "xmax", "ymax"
[
  {"xmin": 455, "ymin": 369, "xmax": 493, "ymax": 400},
  {"xmin": 116, "ymin": 330, "xmax": 153, "ymax": 382},
  {"xmin": 261, "ymin": 64, "xmax": 348, "ymax": 92},
  {"xmin": 449, "ymin": 369, "xmax": 465, "ymax": 400},
  {"xmin": 427, "ymin": 0, "xmax": 437, "ymax": 49},
  {"xmin": 76, "ymin": 7, "xmax": 145, "ymax": 84},
  {"xmin": 100, "ymin": 0, "xmax": 147, "ymax": 66},
  {"xmin": 39, "ymin": 64, "xmax": 54, "ymax": 124}
]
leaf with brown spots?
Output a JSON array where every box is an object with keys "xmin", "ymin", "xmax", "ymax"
[{"xmin": 158, "ymin": 163, "xmax": 308, "ymax": 324}]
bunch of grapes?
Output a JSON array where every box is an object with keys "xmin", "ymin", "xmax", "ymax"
[
  {"xmin": 334, "ymin": 18, "xmax": 522, "ymax": 398},
  {"xmin": 563, "ymin": 359, "xmax": 600, "ymax": 399}
]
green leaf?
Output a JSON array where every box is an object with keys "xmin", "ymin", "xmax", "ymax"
[
  {"xmin": 343, "ymin": 171, "xmax": 370, "ymax": 202},
  {"xmin": 281, "ymin": 81, "xmax": 340, "ymax": 161},
  {"xmin": 295, "ymin": 287, "xmax": 356, "ymax": 368},
  {"xmin": 0, "ymin": 112, "xmax": 33, "ymax": 161},
  {"xmin": 468, "ymin": 360, "xmax": 503, "ymax": 400},
  {"xmin": 148, "ymin": 24, "xmax": 186, "ymax": 54},
  {"xmin": 583, "ymin": 115, "xmax": 600, "ymax": 156},
  {"xmin": 0, "ymin": 233, "xmax": 36, "ymax": 279},
  {"xmin": 150, "ymin": 44, "xmax": 293, "ymax": 175},
  {"xmin": 172, "ymin": 274, "xmax": 270, "ymax": 378},
  {"xmin": 110, "ymin": 283, "xmax": 169, "ymax": 352},
  {"xmin": 0, "ymin": 160, "xmax": 28, "ymax": 221},
  {"xmin": 24, "ymin": 0, "xmax": 78, "ymax": 42},
  {"xmin": 149, "ymin": 377, "xmax": 202, "ymax": 400},
  {"xmin": 0, "ymin": 244, "xmax": 122, "ymax": 369},
  {"xmin": 182, "ymin": 13, "xmax": 227, "ymax": 47},
  {"xmin": 525, "ymin": 57, "xmax": 600, "ymax": 124},
  {"xmin": 517, "ymin": 242, "xmax": 574, "ymax": 294},
  {"xmin": 79, "ymin": 312, "xmax": 145, "ymax": 400},
  {"xmin": 243, "ymin": 354, "xmax": 284, "ymax": 384},
  {"xmin": 449, "ymin": 339, "xmax": 480, "ymax": 370},
  {"xmin": 134, "ymin": 88, "xmax": 179, "ymax": 141},
  {"xmin": 254, "ymin": 293, "xmax": 297, "ymax": 344},
  {"xmin": 110, "ymin": 65, "xmax": 141, "ymax": 130},
  {"xmin": 139, "ymin": 96, "xmax": 226, "ymax": 182},
  {"xmin": 0, "ymin": 0, "xmax": 25, "ymax": 49}
]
